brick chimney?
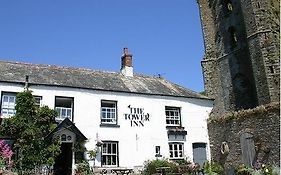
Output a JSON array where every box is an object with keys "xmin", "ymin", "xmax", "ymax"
[{"xmin": 120, "ymin": 48, "xmax": 133, "ymax": 77}]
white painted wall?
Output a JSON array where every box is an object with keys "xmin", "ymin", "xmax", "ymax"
[{"xmin": 0, "ymin": 82, "xmax": 213, "ymax": 169}]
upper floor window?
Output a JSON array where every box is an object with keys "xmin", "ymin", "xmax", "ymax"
[
  {"xmin": 169, "ymin": 142, "xmax": 184, "ymax": 159},
  {"xmin": 55, "ymin": 96, "xmax": 73, "ymax": 121},
  {"xmin": 101, "ymin": 141, "xmax": 118, "ymax": 167},
  {"xmin": 165, "ymin": 106, "xmax": 181, "ymax": 126},
  {"xmin": 101, "ymin": 100, "xmax": 117, "ymax": 125},
  {"xmin": 34, "ymin": 96, "xmax": 42, "ymax": 108},
  {"xmin": 1, "ymin": 93, "xmax": 16, "ymax": 118}
]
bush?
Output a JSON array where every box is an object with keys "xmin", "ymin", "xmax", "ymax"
[
  {"xmin": 142, "ymin": 159, "xmax": 178, "ymax": 175},
  {"xmin": 203, "ymin": 161, "xmax": 224, "ymax": 175},
  {"xmin": 75, "ymin": 161, "xmax": 92, "ymax": 175}
]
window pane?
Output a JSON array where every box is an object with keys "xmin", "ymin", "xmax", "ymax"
[
  {"xmin": 179, "ymin": 144, "xmax": 183, "ymax": 150},
  {"xmin": 179, "ymin": 151, "xmax": 183, "ymax": 157},
  {"xmin": 3, "ymin": 96, "xmax": 8, "ymax": 102},
  {"xmin": 67, "ymin": 109, "xmax": 71, "ymax": 117},
  {"xmin": 108, "ymin": 144, "xmax": 111, "ymax": 154},
  {"xmin": 175, "ymin": 151, "xmax": 178, "ymax": 157},
  {"xmin": 106, "ymin": 156, "xmax": 111, "ymax": 165},
  {"xmin": 169, "ymin": 145, "xmax": 173, "ymax": 150},
  {"xmin": 62, "ymin": 109, "xmax": 66, "ymax": 116},
  {"xmin": 102, "ymin": 155, "xmax": 106, "ymax": 165},
  {"xmin": 113, "ymin": 143, "xmax": 116, "ymax": 153},
  {"xmin": 102, "ymin": 144, "xmax": 107, "ymax": 154},
  {"xmin": 112, "ymin": 155, "xmax": 116, "ymax": 165},
  {"xmin": 10, "ymin": 96, "xmax": 15, "ymax": 103}
]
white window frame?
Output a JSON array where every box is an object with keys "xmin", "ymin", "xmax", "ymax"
[
  {"xmin": 101, "ymin": 141, "xmax": 118, "ymax": 167},
  {"xmin": 165, "ymin": 107, "xmax": 181, "ymax": 126},
  {"xmin": 55, "ymin": 96, "xmax": 73, "ymax": 121},
  {"xmin": 101, "ymin": 101, "xmax": 117, "ymax": 125},
  {"xmin": 1, "ymin": 94, "xmax": 16, "ymax": 118},
  {"xmin": 169, "ymin": 142, "xmax": 184, "ymax": 159},
  {"xmin": 55, "ymin": 107, "xmax": 72, "ymax": 120}
]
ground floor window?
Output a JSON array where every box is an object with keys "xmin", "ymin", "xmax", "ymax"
[
  {"xmin": 169, "ymin": 142, "xmax": 184, "ymax": 159},
  {"xmin": 101, "ymin": 141, "xmax": 118, "ymax": 167}
]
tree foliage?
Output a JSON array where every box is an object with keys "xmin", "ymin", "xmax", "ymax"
[{"xmin": 0, "ymin": 90, "xmax": 61, "ymax": 171}]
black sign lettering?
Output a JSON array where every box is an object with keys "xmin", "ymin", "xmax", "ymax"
[{"xmin": 125, "ymin": 106, "xmax": 150, "ymax": 127}]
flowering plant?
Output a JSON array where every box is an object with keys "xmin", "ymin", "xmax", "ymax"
[
  {"xmin": 236, "ymin": 163, "xmax": 280, "ymax": 175},
  {"xmin": 0, "ymin": 139, "xmax": 13, "ymax": 169}
]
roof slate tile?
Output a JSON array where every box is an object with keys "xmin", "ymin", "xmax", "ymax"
[{"xmin": 0, "ymin": 60, "xmax": 210, "ymax": 99}]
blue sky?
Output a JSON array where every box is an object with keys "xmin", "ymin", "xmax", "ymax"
[{"xmin": 0, "ymin": 0, "xmax": 205, "ymax": 92}]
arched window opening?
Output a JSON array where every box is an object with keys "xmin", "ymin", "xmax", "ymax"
[{"xmin": 61, "ymin": 134, "xmax": 66, "ymax": 142}]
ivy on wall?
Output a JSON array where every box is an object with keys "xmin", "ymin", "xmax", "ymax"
[{"xmin": 208, "ymin": 102, "xmax": 280, "ymax": 124}]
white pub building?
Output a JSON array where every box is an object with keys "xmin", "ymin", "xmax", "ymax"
[{"xmin": 0, "ymin": 48, "xmax": 213, "ymax": 174}]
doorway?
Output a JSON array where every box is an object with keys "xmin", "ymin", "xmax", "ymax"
[
  {"xmin": 54, "ymin": 143, "xmax": 73, "ymax": 175},
  {"xmin": 192, "ymin": 142, "xmax": 207, "ymax": 167}
]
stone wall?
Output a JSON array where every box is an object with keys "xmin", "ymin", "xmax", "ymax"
[
  {"xmin": 208, "ymin": 103, "xmax": 280, "ymax": 169},
  {"xmin": 198, "ymin": 0, "xmax": 280, "ymax": 115},
  {"xmin": 197, "ymin": 0, "xmax": 280, "ymax": 170}
]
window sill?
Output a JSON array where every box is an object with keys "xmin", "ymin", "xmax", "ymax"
[
  {"xmin": 166, "ymin": 126, "xmax": 184, "ymax": 129},
  {"xmin": 169, "ymin": 158, "xmax": 185, "ymax": 160},
  {"xmin": 100, "ymin": 124, "xmax": 120, "ymax": 128},
  {"xmin": 155, "ymin": 154, "xmax": 162, "ymax": 158}
]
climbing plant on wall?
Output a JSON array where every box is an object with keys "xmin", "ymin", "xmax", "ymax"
[{"xmin": 0, "ymin": 90, "xmax": 61, "ymax": 172}]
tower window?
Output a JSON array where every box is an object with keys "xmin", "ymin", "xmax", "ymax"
[
  {"xmin": 269, "ymin": 66, "xmax": 275, "ymax": 74},
  {"xmin": 256, "ymin": 2, "xmax": 261, "ymax": 8}
]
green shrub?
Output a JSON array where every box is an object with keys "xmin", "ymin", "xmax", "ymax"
[
  {"xmin": 142, "ymin": 159, "xmax": 178, "ymax": 175},
  {"xmin": 174, "ymin": 159, "xmax": 191, "ymax": 165},
  {"xmin": 75, "ymin": 160, "xmax": 92, "ymax": 175},
  {"xmin": 203, "ymin": 161, "xmax": 224, "ymax": 175}
]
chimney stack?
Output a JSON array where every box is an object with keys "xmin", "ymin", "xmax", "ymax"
[{"xmin": 120, "ymin": 48, "xmax": 133, "ymax": 77}]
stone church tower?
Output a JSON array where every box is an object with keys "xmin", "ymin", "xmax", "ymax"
[
  {"xmin": 198, "ymin": 0, "xmax": 279, "ymax": 116},
  {"xmin": 197, "ymin": 0, "xmax": 280, "ymax": 169}
]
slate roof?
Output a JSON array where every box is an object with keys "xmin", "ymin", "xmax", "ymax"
[{"xmin": 0, "ymin": 60, "xmax": 210, "ymax": 99}]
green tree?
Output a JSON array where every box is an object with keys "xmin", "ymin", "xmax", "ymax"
[{"xmin": 0, "ymin": 90, "xmax": 61, "ymax": 172}]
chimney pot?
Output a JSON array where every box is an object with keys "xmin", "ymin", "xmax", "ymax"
[
  {"xmin": 124, "ymin": 48, "xmax": 129, "ymax": 55},
  {"xmin": 121, "ymin": 47, "xmax": 133, "ymax": 77}
]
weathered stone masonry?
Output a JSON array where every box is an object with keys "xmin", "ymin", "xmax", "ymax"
[
  {"xmin": 197, "ymin": 0, "xmax": 280, "ymax": 168},
  {"xmin": 208, "ymin": 103, "xmax": 280, "ymax": 168}
]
